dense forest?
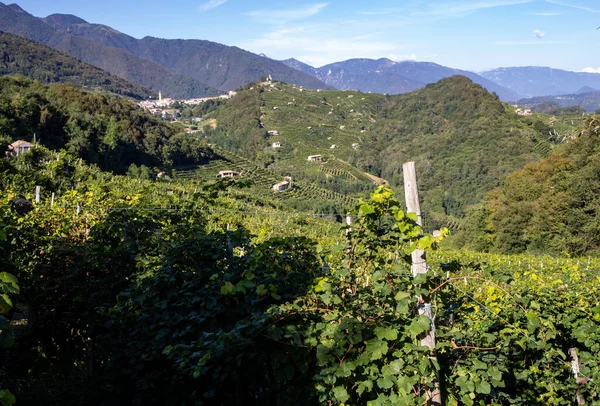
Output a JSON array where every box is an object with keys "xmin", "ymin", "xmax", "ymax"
[
  {"xmin": 0, "ymin": 76, "xmax": 211, "ymax": 173},
  {"xmin": 460, "ymin": 116, "xmax": 600, "ymax": 256}
]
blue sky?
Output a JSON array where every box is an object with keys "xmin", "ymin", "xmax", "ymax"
[{"xmin": 12, "ymin": 0, "xmax": 600, "ymax": 72}]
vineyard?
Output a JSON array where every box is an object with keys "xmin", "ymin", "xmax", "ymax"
[
  {"xmin": 1, "ymin": 146, "xmax": 599, "ymax": 405},
  {"xmin": 319, "ymin": 158, "xmax": 376, "ymax": 183},
  {"xmin": 173, "ymin": 146, "xmax": 358, "ymax": 210},
  {"xmin": 0, "ymin": 75, "xmax": 599, "ymax": 405}
]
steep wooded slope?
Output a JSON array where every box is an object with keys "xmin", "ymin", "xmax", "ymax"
[{"xmin": 0, "ymin": 31, "xmax": 154, "ymax": 99}]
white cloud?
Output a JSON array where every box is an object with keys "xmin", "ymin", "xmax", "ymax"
[
  {"xmin": 414, "ymin": 0, "xmax": 534, "ymax": 17},
  {"xmin": 494, "ymin": 40, "xmax": 567, "ymax": 45},
  {"xmin": 580, "ymin": 67, "xmax": 600, "ymax": 74},
  {"xmin": 358, "ymin": 8, "xmax": 403, "ymax": 16},
  {"xmin": 533, "ymin": 29, "xmax": 545, "ymax": 38},
  {"xmin": 389, "ymin": 54, "xmax": 418, "ymax": 61},
  {"xmin": 200, "ymin": 0, "xmax": 227, "ymax": 11},
  {"xmin": 544, "ymin": 0, "xmax": 600, "ymax": 13},
  {"xmin": 245, "ymin": 3, "xmax": 328, "ymax": 23},
  {"xmin": 533, "ymin": 12, "xmax": 562, "ymax": 16},
  {"xmin": 239, "ymin": 23, "xmax": 407, "ymax": 67}
]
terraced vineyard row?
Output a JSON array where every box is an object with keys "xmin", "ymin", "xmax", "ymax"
[
  {"xmin": 173, "ymin": 146, "xmax": 356, "ymax": 209},
  {"xmin": 320, "ymin": 159, "xmax": 374, "ymax": 183}
]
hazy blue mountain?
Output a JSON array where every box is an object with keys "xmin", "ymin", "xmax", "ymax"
[
  {"xmin": 481, "ymin": 67, "xmax": 600, "ymax": 98},
  {"xmin": 0, "ymin": 3, "xmax": 219, "ymax": 98},
  {"xmin": 576, "ymin": 86, "xmax": 597, "ymax": 94},
  {"xmin": 281, "ymin": 57, "xmax": 521, "ymax": 101},
  {"xmin": 517, "ymin": 90, "xmax": 600, "ymax": 113}
]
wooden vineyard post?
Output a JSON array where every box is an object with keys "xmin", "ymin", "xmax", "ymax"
[
  {"xmin": 35, "ymin": 185, "xmax": 41, "ymax": 204},
  {"xmin": 226, "ymin": 224, "xmax": 234, "ymax": 253},
  {"xmin": 402, "ymin": 161, "xmax": 442, "ymax": 406},
  {"xmin": 345, "ymin": 213, "xmax": 352, "ymax": 254}
]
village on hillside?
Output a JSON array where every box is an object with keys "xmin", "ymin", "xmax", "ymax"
[{"xmin": 138, "ymin": 90, "xmax": 238, "ymax": 122}]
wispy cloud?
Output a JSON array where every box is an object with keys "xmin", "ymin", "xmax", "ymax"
[
  {"xmin": 580, "ymin": 67, "xmax": 600, "ymax": 74},
  {"xmin": 358, "ymin": 8, "xmax": 403, "ymax": 16},
  {"xmin": 245, "ymin": 3, "xmax": 328, "ymax": 23},
  {"xmin": 495, "ymin": 40, "xmax": 568, "ymax": 45},
  {"xmin": 200, "ymin": 0, "xmax": 227, "ymax": 11},
  {"xmin": 533, "ymin": 29, "xmax": 545, "ymax": 38},
  {"xmin": 239, "ymin": 23, "xmax": 408, "ymax": 67},
  {"xmin": 414, "ymin": 0, "xmax": 534, "ymax": 17},
  {"xmin": 544, "ymin": 0, "xmax": 600, "ymax": 13},
  {"xmin": 389, "ymin": 53, "xmax": 418, "ymax": 61},
  {"xmin": 533, "ymin": 12, "xmax": 562, "ymax": 16}
]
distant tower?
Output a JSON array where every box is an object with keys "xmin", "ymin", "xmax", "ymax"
[{"xmin": 159, "ymin": 91, "xmax": 162, "ymax": 102}]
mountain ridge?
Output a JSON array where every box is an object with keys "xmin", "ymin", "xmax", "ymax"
[
  {"xmin": 480, "ymin": 66, "xmax": 600, "ymax": 99},
  {"xmin": 0, "ymin": 31, "xmax": 155, "ymax": 99},
  {"xmin": 37, "ymin": 12, "xmax": 331, "ymax": 92},
  {"xmin": 281, "ymin": 57, "xmax": 521, "ymax": 101},
  {"xmin": 517, "ymin": 90, "xmax": 600, "ymax": 113},
  {"xmin": 0, "ymin": 3, "xmax": 221, "ymax": 98}
]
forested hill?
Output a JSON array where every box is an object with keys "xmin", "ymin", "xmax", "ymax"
[
  {"xmin": 463, "ymin": 116, "xmax": 600, "ymax": 256},
  {"xmin": 0, "ymin": 31, "xmax": 154, "ymax": 100},
  {"xmin": 199, "ymin": 75, "xmax": 566, "ymax": 229},
  {"xmin": 0, "ymin": 75, "xmax": 211, "ymax": 173}
]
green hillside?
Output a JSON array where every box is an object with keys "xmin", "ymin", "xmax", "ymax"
[
  {"xmin": 2, "ymin": 145, "xmax": 600, "ymax": 405},
  {"xmin": 0, "ymin": 75, "xmax": 356, "ymax": 212},
  {"xmin": 461, "ymin": 115, "xmax": 600, "ymax": 256},
  {"xmin": 0, "ymin": 75, "xmax": 195, "ymax": 173},
  {"xmin": 174, "ymin": 145, "xmax": 356, "ymax": 213},
  {"xmin": 192, "ymin": 76, "xmax": 578, "ymax": 228}
]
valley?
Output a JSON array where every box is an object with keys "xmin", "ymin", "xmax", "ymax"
[{"xmin": 0, "ymin": 1, "xmax": 599, "ymax": 405}]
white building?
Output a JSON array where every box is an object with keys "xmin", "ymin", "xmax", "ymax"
[
  {"xmin": 7, "ymin": 140, "xmax": 33, "ymax": 157},
  {"xmin": 217, "ymin": 170, "xmax": 240, "ymax": 178},
  {"xmin": 272, "ymin": 181, "xmax": 290, "ymax": 192}
]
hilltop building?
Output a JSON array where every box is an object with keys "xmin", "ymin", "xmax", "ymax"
[{"xmin": 307, "ymin": 155, "xmax": 322, "ymax": 162}]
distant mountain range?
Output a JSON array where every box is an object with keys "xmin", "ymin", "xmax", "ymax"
[
  {"xmin": 0, "ymin": 31, "xmax": 154, "ymax": 99},
  {"xmin": 0, "ymin": 3, "xmax": 329, "ymax": 98},
  {"xmin": 1, "ymin": 2, "xmax": 600, "ymax": 104},
  {"xmin": 281, "ymin": 58, "xmax": 521, "ymax": 101},
  {"xmin": 480, "ymin": 67, "xmax": 600, "ymax": 99},
  {"xmin": 517, "ymin": 90, "xmax": 600, "ymax": 113}
]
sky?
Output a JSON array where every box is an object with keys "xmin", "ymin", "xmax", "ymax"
[{"xmin": 11, "ymin": 0, "xmax": 600, "ymax": 72}]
